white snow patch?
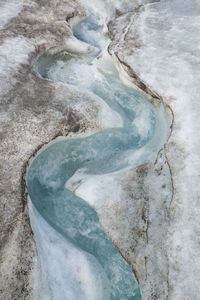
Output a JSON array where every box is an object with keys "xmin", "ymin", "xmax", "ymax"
[
  {"xmin": 0, "ymin": 37, "xmax": 34, "ymax": 93},
  {"xmin": 49, "ymin": 36, "xmax": 98, "ymax": 55},
  {"xmin": 0, "ymin": 0, "xmax": 23, "ymax": 28}
]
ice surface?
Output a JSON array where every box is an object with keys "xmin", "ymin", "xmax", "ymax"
[
  {"xmin": 29, "ymin": 200, "xmax": 111, "ymax": 300},
  {"xmin": 0, "ymin": 0, "xmax": 23, "ymax": 28},
  {"xmin": 0, "ymin": 37, "xmax": 34, "ymax": 95},
  {"xmin": 123, "ymin": 0, "xmax": 200, "ymax": 298},
  {"xmin": 27, "ymin": 139, "xmax": 141, "ymax": 299},
  {"xmin": 27, "ymin": 1, "xmax": 169, "ymax": 299}
]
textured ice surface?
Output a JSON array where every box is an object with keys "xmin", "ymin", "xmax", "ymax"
[
  {"xmin": 27, "ymin": 2, "xmax": 169, "ymax": 299},
  {"xmin": 29, "ymin": 200, "xmax": 111, "ymax": 300},
  {"xmin": 122, "ymin": 0, "xmax": 200, "ymax": 298},
  {"xmin": 0, "ymin": 37, "xmax": 33, "ymax": 94},
  {"xmin": 0, "ymin": 0, "xmax": 23, "ymax": 28}
]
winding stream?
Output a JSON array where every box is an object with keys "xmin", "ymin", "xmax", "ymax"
[{"xmin": 26, "ymin": 1, "xmax": 169, "ymax": 299}]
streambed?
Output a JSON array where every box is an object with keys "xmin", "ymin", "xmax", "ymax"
[{"xmin": 26, "ymin": 2, "xmax": 169, "ymax": 299}]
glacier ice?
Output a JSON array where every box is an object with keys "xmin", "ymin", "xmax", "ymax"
[
  {"xmin": 0, "ymin": 0, "xmax": 23, "ymax": 28},
  {"xmin": 119, "ymin": 0, "xmax": 200, "ymax": 298},
  {"xmin": 26, "ymin": 1, "xmax": 169, "ymax": 299}
]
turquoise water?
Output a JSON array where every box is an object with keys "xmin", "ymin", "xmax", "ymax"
[{"xmin": 26, "ymin": 9, "xmax": 163, "ymax": 300}]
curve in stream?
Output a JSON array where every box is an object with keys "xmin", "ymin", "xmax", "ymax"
[{"xmin": 27, "ymin": 3, "xmax": 169, "ymax": 300}]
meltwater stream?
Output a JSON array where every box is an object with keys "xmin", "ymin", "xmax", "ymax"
[{"xmin": 27, "ymin": 2, "xmax": 168, "ymax": 300}]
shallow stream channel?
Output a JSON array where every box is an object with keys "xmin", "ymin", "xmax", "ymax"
[{"xmin": 26, "ymin": 1, "xmax": 170, "ymax": 299}]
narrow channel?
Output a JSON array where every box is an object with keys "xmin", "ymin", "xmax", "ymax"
[{"xmin": 26, "ymin": 1, "xmax": 169, "ymax": 299}]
